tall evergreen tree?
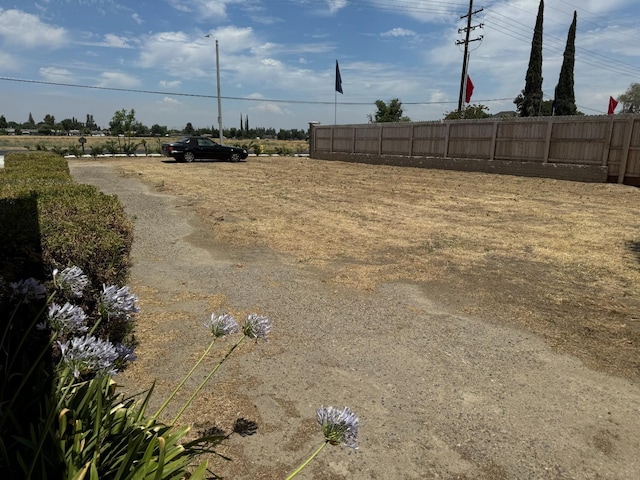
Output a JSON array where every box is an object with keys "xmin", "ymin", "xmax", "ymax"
[
  {"xmin": 240, "ymin": 113, "xmax": 243, "ymax": 134},
  {"xmin": 554, "ymin": 11, "xmax": 578, "ymax": 116},
  {"xmin": 514, "ymin": 0, "xmax": 544, "ymax": 117},
  {"xmin": 27, "ymin": 112, "xmax": 35, "ymax": 126},
  {"xmin": 245, "ymin": 115, "xmax": 249, "ymax": 133}
]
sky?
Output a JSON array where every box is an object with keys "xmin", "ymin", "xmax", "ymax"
[{"xmin": 0, "ymin": 0, "xmax": 638, "ymax": 131}]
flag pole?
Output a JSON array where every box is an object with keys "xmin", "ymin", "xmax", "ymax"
[{"xmin": 335, "ymin": 89, "xmax": 337, "ymax": 124}]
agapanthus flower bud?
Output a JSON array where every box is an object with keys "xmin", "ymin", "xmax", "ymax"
[
  {"xmin": 204, "ymin": 313, "xmax": 239, "ymax": 338},
  {"xmin": 242, "ymin": 313, "xmax": 271, "ymax": 342},
  {"xmin": 316, "ymin": 406, "xmax": 359, "ymax": 449},
  {"xmin": 53, "ymin": 266, "xmax": 89, "ymax": 298}
]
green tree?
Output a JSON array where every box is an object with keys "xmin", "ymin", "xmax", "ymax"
[
  {"xmin": 150, "ymin": 124, "xmax": 168, "ymax": 136},
  {"xmin": 0, "ymin": 115, "xmax": 8, "ymax": 129},
  {"xmin": 42, "ymin": 114, "xmax": 56, "ymax": 126},
  {"xmin": 367, "ymin": 98, "xmax": 411, "ymax": 123},
  {"xmin": 109, "ymin": 108, "xmax": 138, "ymax": 153},
  {"xmin": 514, "ymin": 0, "xmax": 544, "ymax": 116},
  {"xmin": 554, "ymin": 11, "xmax": 578, "ymax": 116},
  {"xmin": 27, "ymin": 112, "xmax": 35, "ymax": 127},
  {"xmin": 444, "ymin": 104, "xmax": 491, "ymax": 120},
  {"xmin": 183, "ymin": 122, "xmax": 195, "ymax": 135},
  {"xmin": 617, "ymin": 83, "xmax": 640, "ymax": 113}
]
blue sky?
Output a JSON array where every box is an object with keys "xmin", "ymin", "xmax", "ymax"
[{"xmin": 0, "ymin": 0, "xmax": 638, "ymax": 131}]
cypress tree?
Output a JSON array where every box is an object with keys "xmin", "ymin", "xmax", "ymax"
[
  {"xmin": 514, "ymin": 0, "xmax": 544, "ymax": 117},
  {"xmin": 554, "ymin": 11, "xmax": 578, "ymax": 116}
]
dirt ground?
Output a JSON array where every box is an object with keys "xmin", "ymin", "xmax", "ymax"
[{"xmin": 70, "ymin": 156, "xmax": 640, "ymax": 479}]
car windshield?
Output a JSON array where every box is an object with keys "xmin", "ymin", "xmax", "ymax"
[{"xmin": 176, "ymin": 137, "xmax": 190, "ymax": 144}]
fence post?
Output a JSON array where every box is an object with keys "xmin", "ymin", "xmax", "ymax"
[
  {"xmin": 308, "ymin": 121, "xmax": 319, "ymax": 156},
  {"xmin": 618, "ymin": 116, "xmax": 634, "ymax": 184},
  {"xmin": 602, "ymin": 116, "xmax": 615, "ymax": 166},
  {"xmin": 409, "ymin": 124, "xmax": 414, "ymax": 156},
  {"xmin": 490, "ymin": 120, "xmax": 498, "ymax": 161},
  {"xmin": 352, "ymin": 127, "xmax": 356, "ymax": 153},
  {"xmin": 543, "ymin": 118, "xmax": 553, "ymax": 163},
  {"xmin": 378, "ymin": 125, "xmax": 383, "ymax": 155},
  {"xmin": 330, "ymin": 126, "xmax": 334, "ymax": 154},
  {"xmin": 443, "ymin": 122, "xmax": 450, "ymax": 158}
]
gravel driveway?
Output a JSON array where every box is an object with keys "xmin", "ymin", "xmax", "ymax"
[{"xmin": 70, "ymin": 160, "xmax": 640, "ymax": 480}]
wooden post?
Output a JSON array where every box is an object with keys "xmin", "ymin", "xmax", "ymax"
[
  {"xmin": 378, "ymin": 125, "xmax": 383, "ymax": 155},
  {"xmin": 409, "ymin": 124, "xmax": 414, "ymax": 157},
  {"xmin": 543, "ymin": 118, "xmax": 553, "ymax": 164},
  {"xmin": 602, "ymin": 116, "xmax": 615, "ymax": 166},
  {"xmin": 489, "ymin": 120, "xmax": 498, "ymax": 161},
  {"xmin": 352, "ymin": 127, "xmax": 356, "ymax": 153},
  {"xmin": 617, "ymin": 116, "xmax": 635, "ymax": 184},
  {"xmin": 330, "ymin": 126, "xmax": 334, "ymax": 154},
  {"xmin": 443, "ymin": 122, "xmax": 450, "ymax": 158}
]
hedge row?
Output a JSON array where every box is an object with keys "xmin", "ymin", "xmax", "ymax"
[{"xmin": 0, "ymin": 151, "xmax": 133, "ymax": 287}]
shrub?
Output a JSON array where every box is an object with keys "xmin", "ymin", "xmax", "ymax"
[
  {"xmin": 51, "ymin": 145, "xmax": 69, "ymax": 157},
  {"xmin": 0, "ymin": 152, "xmax": 133, "ymax": 289},
  {"xmin": 67, "ymin": 144, "xmax": 82, "ymax": 158},
  {"xmin": 90, "ymin": 144, "xmax": 104, "ymax": 158},
  {"xmin": 104, "ymin": 140, "xmax": 119, "ymax": 155}
]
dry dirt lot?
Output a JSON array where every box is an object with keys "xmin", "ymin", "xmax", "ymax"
[{"xmin": 70, "ymin": 156, "xmax": 640, "ymax": 479}]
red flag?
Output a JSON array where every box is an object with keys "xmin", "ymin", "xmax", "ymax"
[
  {"xmin": 608, "ymin": 96, "xmax": 618, "ymax": 115},
  {"xmin": 465, "ymin": 75, "xmax": 474, "ymax": 103}
]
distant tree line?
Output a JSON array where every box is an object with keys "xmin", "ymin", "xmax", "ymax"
[{"xmin": 0, "ymin": 110, "xmax": 309, "ymax": 140}]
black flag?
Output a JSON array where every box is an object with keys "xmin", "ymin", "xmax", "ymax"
[{"xmin": 335, "ymin": 60, "xmax": 343, "ymax": 94}]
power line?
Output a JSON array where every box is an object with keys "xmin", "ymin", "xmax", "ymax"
[{"xmin": 0, "ymin": 75, "xmax": 513, "ymax": 107}]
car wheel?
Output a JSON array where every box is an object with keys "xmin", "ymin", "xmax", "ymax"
[
  {"xmin": 184, "ymin": 151, "xmax": 195, "ymax": 163},
  {"xmin": 229, "ymin": 152, "xmax": 241, "ymax": 162}
]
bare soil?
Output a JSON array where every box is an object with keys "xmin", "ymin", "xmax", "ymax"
[{"xmin": 70, "ymin": 156, "xmax": 640, "ymax": 479}]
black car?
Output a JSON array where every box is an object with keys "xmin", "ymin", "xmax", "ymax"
[{"xmin": 161, "ymin": 136, "xmax": 248, "ymax": 163}]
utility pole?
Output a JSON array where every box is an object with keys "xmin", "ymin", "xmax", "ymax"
[
  {"xmin": 456, "ymin": 0, "xmax": 483, "ymax": 111},
  {"xmin": 205, "ymin": 34, "xmax": 224, "ymax": 145}
]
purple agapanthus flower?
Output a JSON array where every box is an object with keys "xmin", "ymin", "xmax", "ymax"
[
  {"xmin": 58, "ymin": 335, "xmax": 121, "ymax": 378},
  {"xmin": 114, "ymin": 342, "xmax": 137, "ymax": 364},
  {"xmin": 99, "ymin": 284, "xmax": 140, "ymax": 321},
  {"xmin": 204, "ymin": 313, "xmax": 239, "ymax": 338},
  {"xmin": 316, "ymin": 406, "xmax": 359, "ymax": 449},
  {"xmin": 242, "ymin": 313, "xmax": 272, "ymax": 342},
  {"xmin": 10, "ymin": 278, "xmax": 47, "ymax": 303},
  {"xmin": 37, "ymin": 302, "xmax": 88, "ymax": 336},
  {"xmin": 53, "ymin": 266, "xmax": 89, "ymax": 298}
]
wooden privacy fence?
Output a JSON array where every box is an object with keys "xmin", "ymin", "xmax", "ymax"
[{"xmin": 309, "ymin": 115, "xmax": 640, "ymax": 184}]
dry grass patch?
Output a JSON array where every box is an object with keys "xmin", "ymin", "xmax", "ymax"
[{"xmin": 97, "ymin": 156, "xmax": 639, "ymax": 379}]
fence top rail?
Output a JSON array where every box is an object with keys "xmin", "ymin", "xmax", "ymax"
[{"xmin": 312, "ymin": 113, "xmax": 640, "ymax": 130}]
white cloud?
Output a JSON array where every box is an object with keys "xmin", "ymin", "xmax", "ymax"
[
  {"xmin": 381, "ymin": 28, "xmax": 417, "ymax": 38},
  {"xmin": 0, "ymin": 8, "xmax": 66, "ymax": 48},
  {"xmin": 0, "ymin": 52, "xmax": 20, "ymax": 71},
  {"xmin": 103, "ymin": 34, "xmax": 132, "ymax": 48},
  {"xmin": 96, "ymin": 71, "xmax": 141, "ymax": 88},
  {"xmin": 168, "ymin": 0, "xmax": 245, "ymax": 19},
  {"xmin": 326, "ymin": 0, "xmax": 348, "ymax": 14},
  {"xmin": 39, "ymin": 67, "xmax": 73, "ymax": 82},
  {"xmin": 159, "ymin": 80, "xmax": 182, "ymax": 88},
  {"xmin": 251, "ymin": 102, "xmax": 291, "ymax": 116},
  {"xmin": 161, "ymin": 96, "xmax": 181, "ymax": 105},
  {"xmin": 138, "ymin": 27, "xmax": 257, "ymax": 78},
  {"xmin": 132, "ymin": 13, "xmax": 143, "ymax": 25}
]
